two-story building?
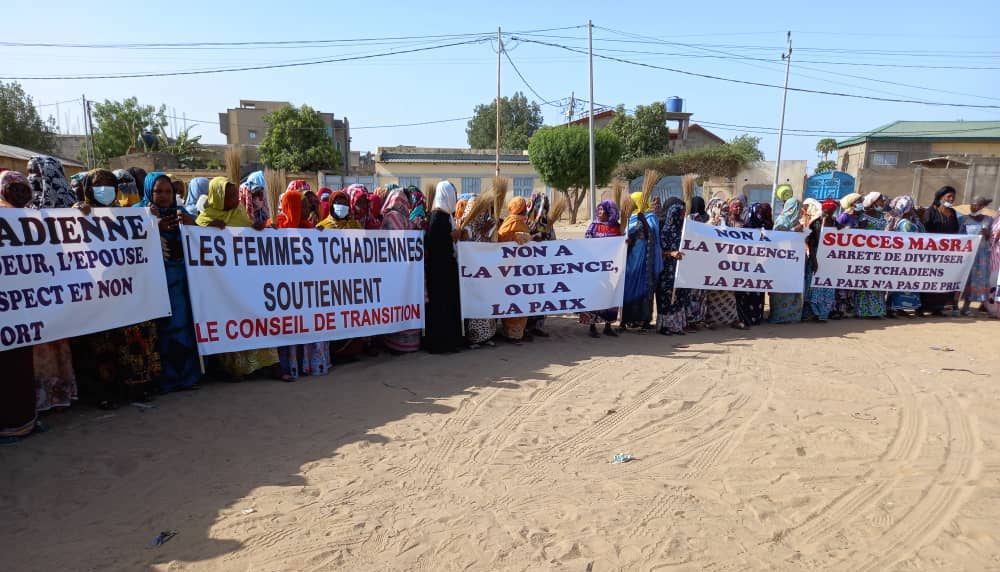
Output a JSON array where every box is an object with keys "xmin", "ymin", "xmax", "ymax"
[{"xmin": 837, "ymin": 121, "xmax": 1000, "ymax": 205}]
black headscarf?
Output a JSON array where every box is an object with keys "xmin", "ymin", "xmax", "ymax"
[
  {"xmin": 932, "ymin": 185, "xmax": 957, "ymax": 207},
  {"xmin": 924, "ymin": 186, "xmax": 959, "ymax": 234},
  {"xmin": 689, "ymin": 196, "xmax": 706, "ymax": 217}
]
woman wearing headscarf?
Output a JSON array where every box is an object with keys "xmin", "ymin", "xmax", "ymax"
[
  {"xmin": 9, "ymin": 166, "xmax": 81, "ymax": 413},
  {"xmin": 702, "ymin": 196, "xmax": 745, "ymax": 329},
  {"xmin": 423, "ymin": 180, "xmax": 464, "ymax": 354},
  {"xmin": 987, "ymin": 215, "xmax": 1000, "ymax": 319},
  {"xmin": 457, "ymin": 196, "xmax": 500, "ymax": 347},
  {"xmin": 884, "ymin": 196, "xmax": 924, "ymax": 318},
  {"xmin": 71, "ymin": 170, "xmax": 159, "ymax": 408},
  {"xmin": 350, "ymin": 186, "xmax": 377, "ymax": 230},
  {"xmin": 113, "ymin": 169, "xmax": 141, "ymax": 206},
  {"xmin": 317, "ymin": 187, "xmax": 333, "ymax": 220},
  {"xmin": 316, "ymin": 190, "xmax": 360, "ymax": 229},
  {"xmin": 380, "ymin": 188, "xmax": 423, "ymax": 353},
  {"xmin": 803, "ymin": 198, "xmax": 840, "ymax": 321},
  {"xmin": 684, "ymin": 196, "xmax": 710, "ymax": 327},
  {"xmin": 0, "ymin": 171, "xmax": 43, "ymax": 443},
  {"xmin": 408, "ymin": 187, "xmax": 428, "ymax": 230},
  {"xmin": 26, "ymin": 155, "xmax": 77, "ymax": 208},
  {"xmin": 579, "ymin": 200, "xmax": 622, "ymax": 338},
  {"xmin": 957, "ymin": 196, "xmax": 994, "ymax": 316},
  {"xmin": 656, "ymin": 199, "xmax": 690, "ymax": 335},
  {"xmin": 621, "ymin": 191, "xmax": 662, "ymax": 331},
  {"xmin": 525, "ymin": 192, "xmax": 556, "ymax": 337},
  {"xmin": 920, "ymin": 186, "xmax": 961, "ymax": 316},
  {"xmin": 454, "ymin": 198, "xmax": 468, "ymax": 227},
  {"xmin": 852, "ymin": 192, "xmax": 890, "ymax": 318},
  {"xmin": 498, "ymin": 196, "xmax": 532, "ymax": 343},
  {"xmin": 768, "ymin": 193, "xmax": 805, "ymax": 324},
  {"xmin": 197, "ymin": 177, "xmax": 280, "ymax": 380},
  {"xmin": 183, "ymin": 177, "xmax": 210, "ymax": 217},
  {"xmin": 831, "ymin": 192, "xmax": 864, "ymax": 318},
  {"xmin": 736, "ymin": 202, "xmax": 773, "ymax": 326},
  {"xmin": 367, "ymin": 191, "xmax": 383, "ymax": 230},
  {"xmin": 142, "ymin": 172, "xmax": 201, "ymax": 392},
  {"xmin": 238, "ymin": 171, "xmax": 270, "ymax": 227}
]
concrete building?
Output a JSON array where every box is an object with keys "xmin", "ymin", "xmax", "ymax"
[
  {"xmin": 51, "ymin": 135, "xmax": 88, "ymax": 165},
  {"xmin": 837, "ymin": 121, "xmax": 1000, "ymax": 205},
  {"xmin": 0, "ymin": 142, "xmax": 86, "ymax": 175},
  {"xmin": 563, "ymin": 109, "xmax": 724, "ymax": 153},
  {"xmin": 218, "ymin": 100, "xmax": 350, "ymax": 174},
  {"xmin": 703, "ymin": 160, "xmax": 810, "ymax": 203},
  {"xmin": 375, "ymin": 146, "xmax": 550, "ymax": 198}
]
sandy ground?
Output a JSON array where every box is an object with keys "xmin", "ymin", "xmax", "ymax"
[{"xmin": 2, "ymin": 313, "xmax": 999, "ymax": 571}]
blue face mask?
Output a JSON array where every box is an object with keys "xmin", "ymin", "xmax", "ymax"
[
  {"xmin": 92, "ymin": 186, "xmax": 117, "ymax": 206},
  {"xmin": 874, "ymin": 206, "xmax": 884, "ymax": 213},
  {"xmin": 333, "ymin": 204, "xmax": 349, "ymax": 219}
]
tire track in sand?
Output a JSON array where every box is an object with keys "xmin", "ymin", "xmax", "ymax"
[{"xmin": 850, "ymin": 388, "xmax": 980, "ymax": 572}]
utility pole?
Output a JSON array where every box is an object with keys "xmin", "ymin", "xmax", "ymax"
[
  {"xmin": 587, "ymin": 20, "xmax": 597, "ymax": 221},
  {"xmin": 566, "ymin": 91, "xmax": 575, "ymax": 122},
  {"xmin": 496, "ymin": 26, "xmax": 502, "ymax": 178},
  {"xmin": 771, "ymin": 31, "xmax": 792, "ymax": 206},
  {"xmin": 81, "ymin": 95, "xmax": 94, "ymax": 169}
]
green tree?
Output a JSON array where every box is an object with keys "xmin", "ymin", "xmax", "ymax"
[
  {"xmin": 728, "ymin": 134, "xmax": 765, "ymax": 163},
  {"xmin": 259, "ymin": 104, "xmax": 340, "ymax": 172},
  {"xmin": 815, "ymin": 160, "xmax": 837, "ymax": 174},
  {"xmin": 90, "ymin": 97, "xmax": 167, "ymax": 164},
  {"xmin": 606, "ymin": 102, "xmax": 671, "ymax": 162},
  {"xmin": 162, "ymin": 128, "xmax": 208, "ymax": 169},
  {"xmin": 0, "ymin": 81, "xmax": 55, "ymax": 154},
  {"xmin": 466, "ymin": 92, "xmax": 543, "ymax": 150},
  {"xmin": 528, "ymin": 125, "xmax": 623, "ymax": 224},
  {"xmin": 815, "ymin": 137, "xmax": 838, "ymax": 161}
]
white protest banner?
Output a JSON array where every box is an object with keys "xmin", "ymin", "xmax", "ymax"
[
  {"xmin": 180, "ymin": 227, "xmax": 424, "ymax": 354},
  {"xmin": 0, "ymin": 207, "xmax": 170, "ymax": 350},
  {"xmin": 675, "ymin": 220, "xmax": 807, "ymax": 293},
  {"xmin": 812, "ymin": 228, "xmax": 981, "ymax": 292},
  {"xmin": 457, "ymin": 237, "xmax": 627, "ymax": 319}
]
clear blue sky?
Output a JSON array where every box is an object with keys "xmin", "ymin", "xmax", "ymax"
[{"xmin": 4, "ymin": 0, "xmax": 999, "ymax": 170}]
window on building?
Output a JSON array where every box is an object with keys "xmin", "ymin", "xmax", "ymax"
[
  {"xmin": 248, "ymin": 130, "xmax": 257, "ymax": 141},
  {"xmin": 460, "ymin": 177, "xmax": 481, "ymax": 195},
  {"xmin": 870, "ymin": 151, "xmax": 898, "ymax": 167},
  {"xmin": 398, "ymin": 177, "xmax": 421, "ymax": 189},
  {"xmin": 513, "ymin": 176, "xmax": 534, "ymax": 198}
]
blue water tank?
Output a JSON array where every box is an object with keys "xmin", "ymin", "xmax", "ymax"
[{"xmin": 666, "ymin": 96, "xmax": 683, "ymax": 113}]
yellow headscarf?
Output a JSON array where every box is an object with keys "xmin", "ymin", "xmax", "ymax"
[
  {"xmin": 631, "ymin": 191, "xmax": 649, "ymax": 213},
  {"xmin": 776, "ymin": 184, "xmax": 793, "ymax": 202},
  {"xmin": 839, "ymin": 192, "xmax": 862, "ymax": 214},
  {"xmin": 196, "ymin": 176, "xmax": 253, "ymax": 227}
]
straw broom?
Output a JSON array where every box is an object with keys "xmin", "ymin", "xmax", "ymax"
[
  {"xmin": 423, "ymin": 182, "xmax": 436, "ymax": 217},
  {"xmin": 490, "ymin": 177, "xmax": 509, "ymax": 241},
  {"xmin": 619, "ymin": 193, "xmax": 635, "ymax": 229},
  {"xmin": 263, "ymin": 168, "xmax": 284, "ymax": 225},
  {"xmin": 612, "ymin": 179, "xmax": 626, "ymax": 210},
  {"xmin": 548, "ymin": 193, "xmax": 568, "ymax": 226},
  {"xmin": 682, "ymin": 174, "xmax": 696, "ymax": 206},
  {"xmin": 225, "ymin": 146, "xmax": 241, "ymax": 186},
  {"xmin": 641, "ymin": 169, "xmax": 660, "ymax": 206},
  {"xmin": 459, "ymin": 189, "xmax": 495, "ymax": 232}
]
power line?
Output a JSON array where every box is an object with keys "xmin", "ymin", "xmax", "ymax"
[
  {"xmin": 163, "ymin": 113, "xmax": 473, "ymax": 131},
  {"xmin": 510, "ymin": 36, "xmax": 1000, "ymax": 110},
  {"xmin": 500, "ymin": 46, "xmax": 567, "ymax": 108},
  {"xmin": 0, "ymin": 38, "xmax": 490, "ymax": 80}
]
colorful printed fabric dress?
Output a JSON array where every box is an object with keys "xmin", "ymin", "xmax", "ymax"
[
  {"xmin": 854, "ymin": 212, "xmax": 888, "ymax": 317},
  {"xmin": 768, "ymin": 198, "xmax": 804, "ymax": 323}
]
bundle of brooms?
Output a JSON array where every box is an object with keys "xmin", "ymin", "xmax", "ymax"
[
  {"xmin": 682, "ymin": 173, "xmax": 697, "ymax": 206},
  {"xmin": 225, "ymin": 145, "xmax": 241, "ymax": 186},
  {"xmin": 548, "ymin": 192, "xmax": 568, "ymax": 226},
  {"xmin": 460, "ymin": 187, "xmax": 496, "ymax": 233},
  {"xmin": 263, "ymin": 168, "xmax": 285, "ymax": 222},
  {"xmin": 490, "ymin": 177, "xmax": 509, "ymax": 240}
]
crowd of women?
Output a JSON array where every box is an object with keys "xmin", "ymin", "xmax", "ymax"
[
  {"xmin": 1, "ymin": 156, "xmax": 998, "ymax": 444},
  {"xmin": 618, "ymin": 184, "xmax": 998, "ymax": 336}
]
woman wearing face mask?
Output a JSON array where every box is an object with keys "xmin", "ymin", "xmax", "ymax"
[
  {"xmin": 143, "ymin": 172, "xmax": 201, "ymax": 392},
  {"xmin": 769, "ymin": 188, "xmax": 805, "ymax": 324},
  {"xmin": 0, "ymin": 171, "xmax": 46, "ymax": 443},
  {"xmin": 184, "ymin": 177, "xmax": 210, "ymax": 217},
  {"xmin": 71, "ymin": 170, "xmax": 160, "ymax": 408},
  {"xmin": 423, "ymin": 181, "xmax": 464, "ymax": 354},
  {"xmin": 196, "ymin": 177, "xmax": 279, "ymax": 380},
  {"xmin": 853, "ymin": 192, "xmax": 889, "ymax": 319},
  {"xmin": 920, "ymin": 186, "xmax": 961, "ymax": 316},
  {"xmin": 957, "ymin": 196, "xmax": 994, "ymax": 316},
  {"xmin": 316, "ymin": 190, "xmax": 361, "ymax": 229}
]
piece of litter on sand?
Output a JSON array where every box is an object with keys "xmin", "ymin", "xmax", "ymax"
[
  {"xmin": 851, "ymin": 412, "xmax": 877, "ymax": 422},
  {"xmin": 942, "ymin": 368, "xmax": 988, "ymax": 376},
  {"xmin": 241, "ymin": 508, "xmax": 257, "ymax": 515},
  {"xmin": 131, "ymin": 402, "xmax": 157, "ymax": 411},
  {"xmin": 929, "ymin": 346, "xmax": 955, "ymax": 352},
  {"xmin": 606, "ymin": 409, "xmax": 617, "ymax": 416},
  {"xmin": 610, "ymin": 453, "xmax": 636, "ymax": 464},
  {"xmin": 148, "ymin": 530, "xmax": 177, "ymax": 548}
]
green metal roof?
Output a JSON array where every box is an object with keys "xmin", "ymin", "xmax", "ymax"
[{"xmin": 837, "ymin": 120, "xmax": 1000, "ymax": 148}]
